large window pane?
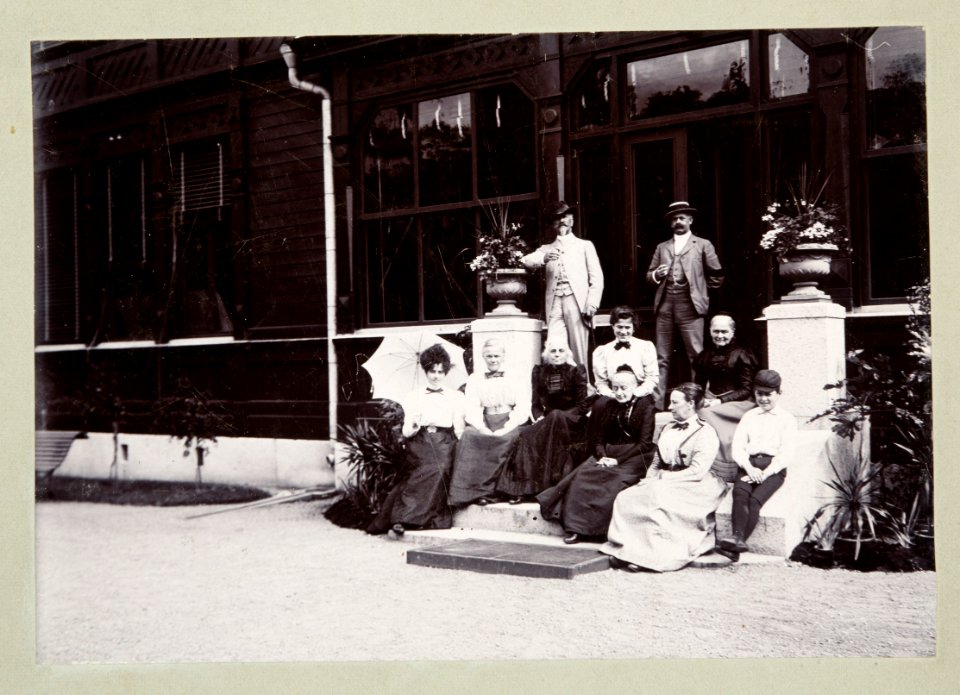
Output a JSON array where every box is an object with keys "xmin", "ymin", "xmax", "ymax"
[
  {"xmin": 627, "ymin": 40, "xmax": 750, "ymax": 120},
  {"xmin": 104, "ymin": 155, "xmax": 154, "ymax": 341},
  {"xmin": 867, "ymin": 153, "xmax": 929, "ymax": 299},
  {"xmin": 37, "ymin": 168, "xmax": 80, "ymax": 344},
  {"xmin": 577, "ymin": 143, "xmax": 623, "ymax": 307},
  {"xmin": 865, "ymin": 27, "xmax": 926, "ymax": 150},
  {"xmin": 363, "ymin": 105, "xmax": 414, "ymax": 212},
  {"xmin": 366, "ymin": 216, "xmax": 418, "ymax": 324},
  {"xmin": 573, "ymin": 60, "xmax": 613, "ymax": 131},
  {"xmin": 768, "ymin": 33, "xmax": 809, "ymax": 99},
  {"xmin": 476, "ymin": 85, "xmax": 535, "ymax": 198},
  {"xmin": 172, "ymin": 139, "xmax": 234, "ymax": 337},
  {"xmin": 422, "ymin": 212, "xmax": 477, "ymax": 321},
  {"xmin": 418, "ymin": 93, "xmax": 472, "ymax": 205}
]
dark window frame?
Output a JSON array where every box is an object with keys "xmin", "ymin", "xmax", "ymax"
[{"xmin": 358, "ymin": 83, "xmax": 539, "ymax": 328}]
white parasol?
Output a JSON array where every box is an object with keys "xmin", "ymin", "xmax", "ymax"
[{"xmin": 361, "ymin": 332, "xmax": 469, "ymax": 404}]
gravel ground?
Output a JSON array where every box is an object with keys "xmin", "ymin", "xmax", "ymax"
[{"xmin": 35, "ymin": 499, "xmax": 936, "ymax": 663}]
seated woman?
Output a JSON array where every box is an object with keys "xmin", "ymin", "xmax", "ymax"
[
  {"xmin": 693, "ymin": 313, "xmax": 758, "ymax": 482},
  {"xmin": 367, "ymin": 344, "xmax": 465, "ymax": 536},
  {"xmin": 600, "ymin": 382, "xmax": 726, "ymax": 572},
  {"xmin": 496, "ymin": 337, "xmax": 591, "ymax": 504},
  {"xmin": 448, "ymin": 338, "xmax": 530, "ymax": 507},
  {"xmin": 537, "ymin": 365, "xmax": 656, "ymax": 544}
]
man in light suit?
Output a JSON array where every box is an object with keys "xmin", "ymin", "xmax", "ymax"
[
  {"xmin": 522, "ymin": 201, "xmax": 604, "ymax": 369},
  {"xmin": 646, "ymin": 201, "xmax": 724, "ymax": 409}
]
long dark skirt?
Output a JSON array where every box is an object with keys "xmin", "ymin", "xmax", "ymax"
[
  {"xmin": 367, "ymin": 429, "xmax": 456, "ymax": 533},
  {"xmin": 537, "ymin": 443, "xmax": 651, "ymax": 537},
  {"xmin": 448, "ymin": 412, "xmax": 520, "ymax": 506},
  {"xmin": 698, "ymin": 400, "xmax": 755, "ymax": 482},
  {"xmin": 496, "ymin": 408, "xmax": 583, "ymax": 497}
]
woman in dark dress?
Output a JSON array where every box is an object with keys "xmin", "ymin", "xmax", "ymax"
[
  {"xmin": 367, "ymin": 344, "xmax": 465, "ymax": 536},
  {"xmin": 496, "ymin": 337, "xmax": 591, "ymax": 503},
  {"xmin": 537, "ymin": 365, "xmax": 656, "ymax": 544},
  {"xmin": 693, "ymin": 313, "xmax": 758, "ymax": 482}
]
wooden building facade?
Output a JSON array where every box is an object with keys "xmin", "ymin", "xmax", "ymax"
[{"xmin": 33, "ymin": 30, "xmax": 928, "ymax": 453}]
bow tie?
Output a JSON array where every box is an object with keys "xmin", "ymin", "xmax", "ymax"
[
  {"xmin": 614, "ymin": 341, "xmax": 631, "ymax": 350},
  {"xmin": 485, "ymin": 371, "xmax": 504, "ymax": 379},
  {"xmin": 426, "ymin": 387, "xmax": 444, "ymax": 394},
  {"xmin": 672, "ymin": 421, "xmax": 690, "ymax": 430}
]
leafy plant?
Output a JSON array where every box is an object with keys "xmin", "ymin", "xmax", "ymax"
[
  {"xmin": 156, "ymin": 379, "xmax": 234, "ymax": 489},
  {"xmin": 760, "ymin": 166, "xmax": 851, "ymax": 261},
  {"xmin": 469, "ymin": 200, "xmax": 531, "ymax": 274},
  {"xmin": 803, "ymin": 440, "xmax": 893, "ymax": 561},
  {"xmin": 326, "ymin": 399, "xmax": 407, "ymax": 529},
  {"xmin": 48, "ymin": 360, "xmax": 128, "ymax": 483},
  {"xmin": 811, "ymin": 279, "xmax": 932, "ymax": 534}
]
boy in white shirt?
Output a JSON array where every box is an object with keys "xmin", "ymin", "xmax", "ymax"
[{"xmin": 718, "ymin": 369, "xmax": 797, "ymax": 556}]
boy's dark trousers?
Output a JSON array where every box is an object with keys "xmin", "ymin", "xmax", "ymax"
[{"xmin": 731, "ymin": 454, "xmax": 785, "ymax": 541}]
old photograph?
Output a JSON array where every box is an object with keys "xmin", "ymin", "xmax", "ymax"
[{"xmin": 30, "ymin": 28, "xmax": 935, "ymax": 668}]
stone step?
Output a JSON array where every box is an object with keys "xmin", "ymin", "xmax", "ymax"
[
  {"xmin": 449, "ymin": 499, "xmax": 791, "ymax": 558},
  {"xmin": 452, "ymin": 500, "xmax": 563, "ymax": 536},
  {"xmin": 398, "ymin": 529, "xmax": 785, "ymax": 570},
  {"xmin": 406, "ymin": 538, "xmax": 611, "ymax": 579}
]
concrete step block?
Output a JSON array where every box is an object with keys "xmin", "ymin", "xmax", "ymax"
[
  {"xmin": 451, "ymin": 501, "xmax": 563, "ymax": 536},
  {"xmin": 406, "ymin": 538, "xmax": 611, "ymax": 579}
]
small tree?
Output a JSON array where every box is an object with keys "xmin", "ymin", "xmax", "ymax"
[{"xmin": 157, "ymin": 379, "xmax": 234, "ymax": 489}]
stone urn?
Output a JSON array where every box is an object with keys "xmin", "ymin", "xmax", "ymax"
[
  {"xmin": 778, "ymin": 243, "xmax": 838, "ymax": 300},
  {"xmin": 483, "ymin": 268, "xmax": 529, "ymax": 316}
]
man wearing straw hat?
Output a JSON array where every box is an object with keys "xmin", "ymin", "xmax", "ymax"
[{"xmin": 646, "ymin": 201, "xmax": 724, "ymax": 409}]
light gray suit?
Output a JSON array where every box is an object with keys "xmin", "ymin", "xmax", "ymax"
[{"xmin": 523, "ymin": 233, "xmax": 604, "ymax": 368}]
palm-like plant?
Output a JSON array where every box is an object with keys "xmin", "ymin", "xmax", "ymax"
[
  {"xmin": 326, "ymin": 399, "xmax": 407, "ymax": 529},
  {"xmin": 804, "ymin": 443, "xmax": 894, "ymax": 561}
]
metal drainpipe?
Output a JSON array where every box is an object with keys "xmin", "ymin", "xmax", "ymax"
[{"xmin": 280, "ymin": 43, "xmax": 338, "ymax": 445}]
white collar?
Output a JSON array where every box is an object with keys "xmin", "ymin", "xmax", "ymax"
[{"xmin": 673, "ymin": 232, "xmax": 692, "ymax": 252}]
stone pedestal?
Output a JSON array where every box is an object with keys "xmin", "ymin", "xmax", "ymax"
[
  {"xmin": 471, "ymin": 316, "xmax": 544, "ymax": 378},
  {"xmin": 762, "ymin": 300, "xmax": 846, "ymax": 426}
]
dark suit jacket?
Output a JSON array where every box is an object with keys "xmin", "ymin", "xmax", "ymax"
[{"xmin": 645, "ymin": 234, "xmax": 724, "ymax": 316}]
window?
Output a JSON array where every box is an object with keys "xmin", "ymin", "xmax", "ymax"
[
  {"xmin": 627, "ymin": 40, "xmax": 750, "ymax": 120},
  {"xmin": 865, "ymin": 26, "xmax": 926, "ymax": 150},
  {"xmin": 96, "ymin": 154, "xmax": 153, "ymax": 341},
  {"xmin": 36, "ymin": 168, "xmax": 81, "ymax": 345},
  {"xmin": 167, "ymin": 138, "xmax": 236, "ymax": 338},
  {"xmin": 861, "ymin": 27, "xmax": 928, "ymax": 301},
  {"xmin": 361, "ymin": 85, "xmax": 537, "ymax": 326},
  {"xmin": 767, "ymin": 33, "xmax": 809, "ymax": 99},
  {"xmin": 573, "ymin": 60, "xmax": 614, "ymax": 131}
]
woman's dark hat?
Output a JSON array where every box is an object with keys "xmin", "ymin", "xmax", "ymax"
[
  {"xmin": 544, "ymin": 201, "xmax": 577, "ymax": 220},
  {"xmin": 664, "ymin": 201, "xmax": 697, "ymax": 219},
  {"xmin": 753, "ymin": 369, "xmax": 782, "ymax": 390}
]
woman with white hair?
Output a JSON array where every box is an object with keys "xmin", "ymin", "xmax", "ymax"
[
  {"xmin": 496, "ymin": 337, "xmax": 591, "ymax": 504},
  {"xmin": 448, "ymin": 338, "xmax": 531, "ymax": 507},
  {"xmin": 537, "ymin": 365, "xmax": 655, "ymax": 543}
]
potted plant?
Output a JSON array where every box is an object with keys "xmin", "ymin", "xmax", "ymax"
[
  {"xmin": 469, "ymin": 201, "xmax": 532, "ymax": 315},
  {"xmin": 759, "ymin": 167, "xmax": 851, "ymax": 299},
  {"xmin": 802, "ymin": 435, "xmax": 892, "ymax": 563}
]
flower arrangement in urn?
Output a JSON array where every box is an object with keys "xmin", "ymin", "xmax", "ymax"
[
  {"xmin": 469, "ymin": 203, "xmax": 531, "ymax": 275},
  {"xmin": 470, "ymin": 201, "xmax": 532, "ymax": 315},
  {"xmin": 759, "ymin": 167, "xmax": 851, "ymax": 262},
  {"xmin": 760, "ymin": 168, "xmax": 850, "ymax": 299}
]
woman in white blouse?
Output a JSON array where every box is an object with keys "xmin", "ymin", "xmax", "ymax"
[
  {"xmin": 370, "ymin": 344, "xmax": 465, "ymax": 536},
  {"xmin": 448, "ymin": 338, "xmax": 530, "ymax": 506},
  {"xmin": 601, "ymin": 382, "xmax": 727, "ymax": 572}
]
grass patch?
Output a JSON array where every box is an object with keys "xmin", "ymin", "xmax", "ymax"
[{"xmin": 41, "ymin": 476, "xmax": 271, "ymax": 507}]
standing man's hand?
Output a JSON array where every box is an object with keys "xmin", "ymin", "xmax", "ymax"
[{"xmin": 653, "ymin": 264, "xmax": 669, "ymax": 282}]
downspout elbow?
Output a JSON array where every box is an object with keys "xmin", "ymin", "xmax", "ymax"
[{"xmin": 280, "ymin": 43, "xmax": 331, "ymax": 100}]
